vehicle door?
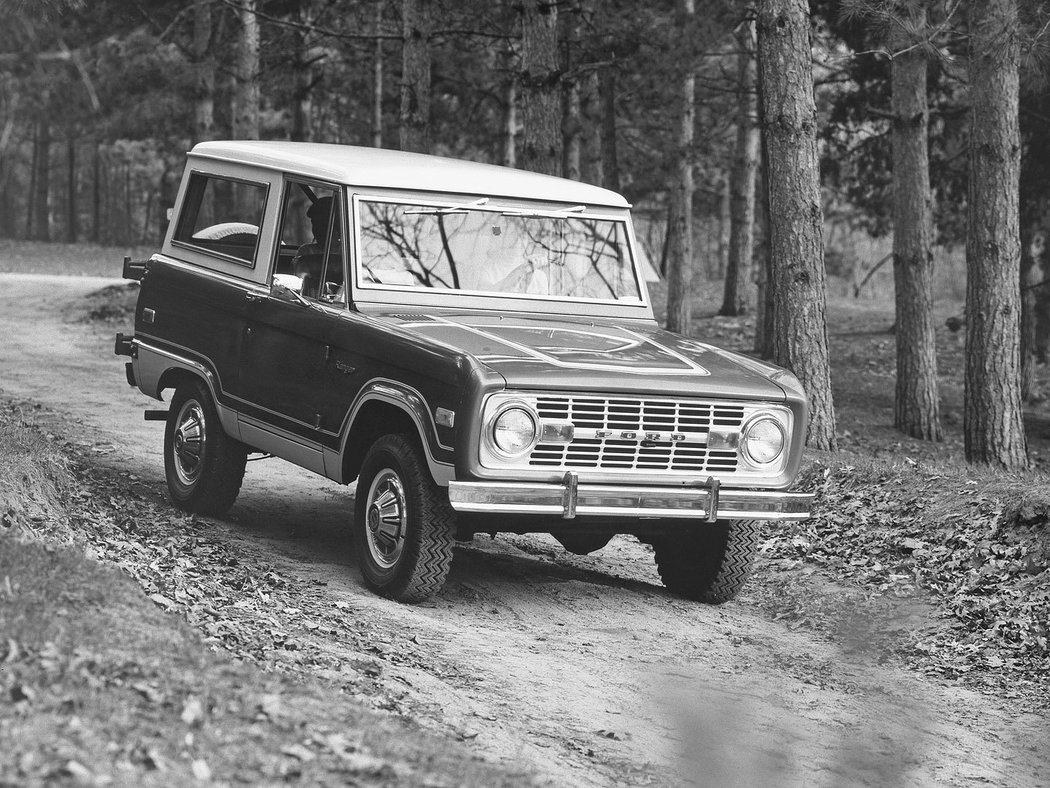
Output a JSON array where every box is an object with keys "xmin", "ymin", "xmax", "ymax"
[
  {"xmin": 238, "ymin": 180, "xmax": 349, "ymax": 451},
  {"xmin": 161, "ymin": 170, "xmax": 271, "ymax": 408}
]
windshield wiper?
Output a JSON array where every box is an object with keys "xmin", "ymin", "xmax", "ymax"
[
  {"xmin": 403, "ymin": 197, "xmax": 489, "ymax": 216},
  {"xmin": 498, "ymin": 205, "xmax": 587, "ymax": 218}
]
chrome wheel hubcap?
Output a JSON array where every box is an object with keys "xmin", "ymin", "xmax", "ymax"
[
  {"xmin": 173, "ymin": 399, "xmax": 206, "ymax": 486},
  {"xmin": 365, "ymin": 469, "xmax": 407, "ymax": 569}
]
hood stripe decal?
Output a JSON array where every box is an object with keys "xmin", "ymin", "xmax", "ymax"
[{"xmin": 420, "ymin": 315, "xmax": 710, "ymax": 376}]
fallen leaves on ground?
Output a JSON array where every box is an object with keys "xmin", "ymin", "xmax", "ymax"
[{"xmin": 755, "ymin": 459, "xmax": 1050, "ymax": 707}]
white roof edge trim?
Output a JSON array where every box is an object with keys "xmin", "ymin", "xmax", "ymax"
[{"xmin": 186, "ymin": 141, "xmax": 631, "ymax": 209}]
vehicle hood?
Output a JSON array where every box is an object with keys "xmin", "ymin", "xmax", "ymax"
[{"xmin": 368, "ymin": 310, "xmax": 791, "ymax": 400}]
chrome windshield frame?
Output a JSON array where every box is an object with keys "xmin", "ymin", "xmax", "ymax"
[{"xmin": 349, "ymin": 192, "xmax": 652, "ymax": 315}]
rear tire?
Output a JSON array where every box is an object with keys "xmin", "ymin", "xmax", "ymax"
[
  {"xmin": 650, "ymin": 520, "xmax": 760, "ymax": 603},
  {"xmin": 164, "ymin": 381, "xmax": 247, "ymax": 516},
  {"xmin": 353, "ymin": 434, "xmax": 456, "ymax": 602}
]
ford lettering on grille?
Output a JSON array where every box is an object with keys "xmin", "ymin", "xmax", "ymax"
[
  {"xmin": 591, "ymin": 430, "xmax": 690, "ymax": 442},
  {"xmin": 526, "ymin": 395, "xmax": 744, "ymax": 474}
]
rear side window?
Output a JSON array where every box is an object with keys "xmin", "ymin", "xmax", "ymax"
[{"xmin": 173, "ymin": 172, "xmax": 268, "ymax": 265}]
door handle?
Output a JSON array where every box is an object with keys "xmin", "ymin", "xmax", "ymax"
[{"xmin": 245, "ymin": 291, "xmax": 264, "ymax": 303}]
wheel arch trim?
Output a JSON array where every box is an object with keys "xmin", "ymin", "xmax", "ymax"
[
  {"xmin": 134, "ymin": 339, "xmax": 240, "ymax": 440},
  {"xmin": 336, "ymin": 378, "xmax": 455, "ymax": 486}
]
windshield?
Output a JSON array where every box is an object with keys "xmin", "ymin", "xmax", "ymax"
[{"xmin": 355, "ymin": 199, "xmax": 642, "ymax": 302}]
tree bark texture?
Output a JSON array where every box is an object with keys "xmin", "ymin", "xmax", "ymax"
[
  {"xmin": 581, "ymin": 68, "xmax": 601, "ymax": 185},
  {"xmin": 519, "ymin": 0, "xmax": 561, "ymax": 175},
  {"xmin": 891, "ymin": 7, "xmax": 941, "ymax": 441},
  {"xmin": 291, "ymin": 3, "xmax": 318, "ymax": 143},
  {"xmin": 192, "ymin": 0, "xmax": 215, "ymax": 144},
  {"xmin": 721, "ymin": 19, "xmax": 759, "ymax": 317},
  {"xmin": 965, "ymin": 0, "xmax": 1027, "ymax": 468},
  {"xmin": 756, "ymin": 0, "xmax": 836, "ymax": 450},
  {"xmin": 373, "ymin": 3, "xmax": 384, "ymax": 149},
  {"xmin": 665, "ymin": 0, "xmax": 696, "ymax": 335},
  {"xmin": 562, "ymin": 0, "xmax": 584, "ymax": 181},
  {"xmin": 232, "ymin": 0, "xmax": 260, "ymax": 141},
  {"xmin": 400, "ymin": 0, "xmax": 431, "ymax": 153}
]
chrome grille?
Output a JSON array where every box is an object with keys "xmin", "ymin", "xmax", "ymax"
[{"xmin": 529, "ymin": 396, "xmax": 743, "ymax": 473}]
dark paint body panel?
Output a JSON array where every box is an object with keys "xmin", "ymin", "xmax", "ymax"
[
  {"xmin": 133, "ymin": 261, "xmax": 247, "ymax": 399},
  {"xmin": 135, "ymin": 259, "xmax": 481, "ymax": 466},
  {"xmin": 361, "ymin": 308, "xmax": 789, "ymax": 401}
]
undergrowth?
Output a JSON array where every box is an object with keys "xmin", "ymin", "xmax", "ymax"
[
  {"xmin": 759, "ymin": 455, "xmax": 1050, "ymax": 701},
  {"xmin": 0, "ymin": 405, "xmax": 72, "ymax": 536}
]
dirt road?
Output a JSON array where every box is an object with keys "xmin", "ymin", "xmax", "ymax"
[{"xmin": 2, "ymin": 273, "xmax": 1047, "ymax": 787}]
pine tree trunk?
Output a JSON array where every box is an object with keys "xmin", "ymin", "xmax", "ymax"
[
  {"xmin": 721, "ymin": 19, "xmax": 759, "ymax": 317},
  {"xmin": 964, "ymin": 0, "xmax": 1027, "ymax": 468},
  {"xmin": 1033, "ymin": 228, "xmax": 1050, "ymax": 364},
  {"xmin": 519, "ymin": 0, "xmax": 561, "ymax": 175},
  {"xmin": 562, "ymin": 0, "xmax": 584, "ymax": 181},
  {"xmin": 192, "ymin": 0, "xmax": 215, "ymax": 144},
  {"xmin": 31, "ymin": 116, "xmax": 50, "ymax": 242},
  {"xmin": 91, "ymin": 141, "xmax": 100, "ymax": 243},
  {"xmin": 599, "ymin": 67, "xmax": 618, "ymax": 191},
  {"xmin": 373, "ymin": 3, "xmax": 384, "ymax": 149},
  {"xmin": 756, "ymin": 0, "xmax": 836, "ymax": 450},
  {"xmin": 232, "ymin": 0, "xmax": 260, "ymax": 141},
  {"xmin": 1020, "ymin": 222, "xmax": 1039, "ymax": 401},
  {"xmin": 891, "ymin": 8, "xmax": 941, "ymax": 441},
  {"xmin": 291, "ymin": 3, "xmax": 316, "ymax": 143},
  {"xmin": 753, "ymin": 160, "xmax": 773, "ymax": 357},
  {"xmin": 400, "ymin": 0, "xmax": 431, "ymax": 153},
  {"xmin": 503, "ymin": 73, "xmax": 517, "ymax": 167},
  {"xmin": 665, "ymin": 0, "xmax": 696, "ymax": 335},
  {"xmin": 66, "ymin": 138, "xmax": 76, "ymax": 243},
  {"xmin": 581, "ymin": 68, "xmax": 601, "ymax": 185}
]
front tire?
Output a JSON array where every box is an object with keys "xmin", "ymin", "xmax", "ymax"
[
  {"xmin": 649, "ymin": 520, "xmax": 760, "ymax": 604},
  {"xmin": 353, "ymin": 434, "xmax": 456, "ymax": 602},
  {"xmin": 164, "ymin": 381, "xmax": 247, "ymax": 516}
]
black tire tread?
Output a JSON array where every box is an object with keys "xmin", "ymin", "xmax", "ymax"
[
  {"xmin": 651, "ymin": 520, "xmax": 760, "ymax": 604},
  {"xmin": 354, "ymin": 434, "xmax": 456, "ymax": 602},
  {"xmin": 165, "ymin": 381, "xmax": 247, "ymax": 517}
]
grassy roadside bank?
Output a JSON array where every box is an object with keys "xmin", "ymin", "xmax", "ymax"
[{"xmin": 0, "ymin": 405, "xmax": 530, "ymax": 787}]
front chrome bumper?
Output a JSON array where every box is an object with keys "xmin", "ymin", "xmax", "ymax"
[{"xmin": 447, "ymin": 474, "xmax": 813, "ymax": 521}]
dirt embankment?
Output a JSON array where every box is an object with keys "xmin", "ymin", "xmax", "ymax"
[{"xmin": 1, "ymin": 274, "xmax": 1048, "ymax": 787}]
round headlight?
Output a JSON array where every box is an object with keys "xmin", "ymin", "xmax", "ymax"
[
  {"xmin": 742, "ymin": 416, "xmax": 785, "ymax": 465},
  {"xmin": 493, "ymin": 407, "xmax": 537, "ymax": 456}
]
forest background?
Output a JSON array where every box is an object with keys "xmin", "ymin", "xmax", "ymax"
[
  {"xmin": 3, "ymin": 1, "xmax": 1050, "ymax": 773},
  {"xmin": 2, "ymin": 0, "xmax": 1050, "ymax": 468}
]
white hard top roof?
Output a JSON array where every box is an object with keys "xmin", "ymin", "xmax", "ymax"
[{"xmin": 189, "ymin": 141, "xmax": 630, "ymax": 208}]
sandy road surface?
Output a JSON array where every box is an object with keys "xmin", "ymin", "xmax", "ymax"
[{"xmin": 1, "ymin": 273, "xmax": 1048, "ymax": 787}]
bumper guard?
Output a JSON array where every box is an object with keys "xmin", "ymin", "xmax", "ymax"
[{"xmin": 447, "ymin": 473, "xmax": 813, "ymax": 522}]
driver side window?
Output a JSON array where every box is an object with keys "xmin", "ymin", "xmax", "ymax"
[{"xmin": 275, "ymin": 181, "xmax": 345, "ymax": 304}]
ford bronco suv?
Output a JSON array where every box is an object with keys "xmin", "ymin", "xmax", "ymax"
[{"xmin": 116, "ymin": 141, "xmax": 812, "ymax": 603}]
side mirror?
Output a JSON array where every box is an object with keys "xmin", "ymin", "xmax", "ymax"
[{"xmin": 271, "ymin": 275, "xmax": 313, "ymax": 308}]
